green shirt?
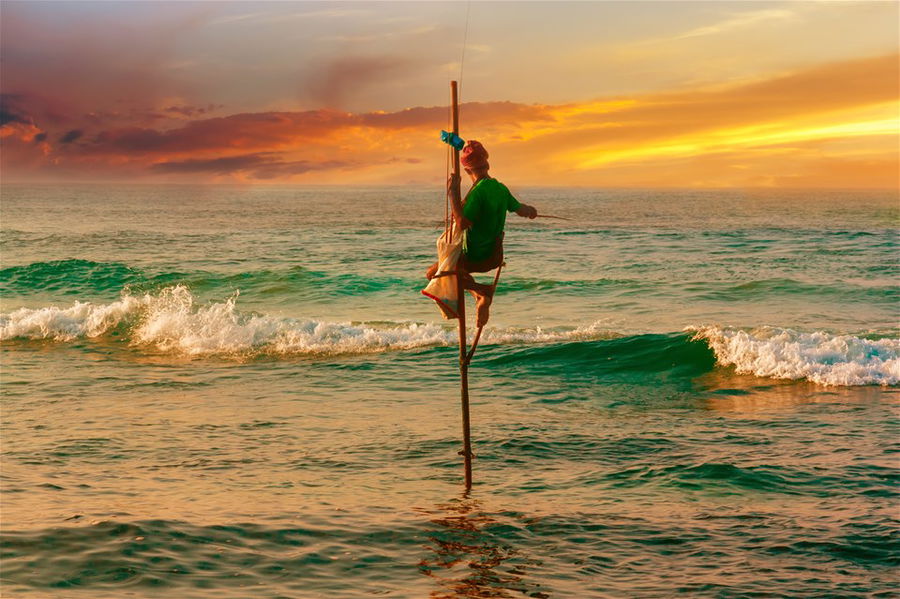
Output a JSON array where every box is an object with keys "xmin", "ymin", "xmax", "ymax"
[{"xmin": 462, "ymin": 178, "xmax": 521, "ymax": 262}]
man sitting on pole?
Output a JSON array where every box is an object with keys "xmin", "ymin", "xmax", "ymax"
[{"xmin": 425, "ymin": 140, "xmax": 538, "ymax": 327}]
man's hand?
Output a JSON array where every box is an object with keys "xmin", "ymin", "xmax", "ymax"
[
  {"xmin": 517, "ymin": 204, "xmax": 538, "ymax": 219},
  {"xmin": 455, "ymin": 214, "xmax": 473, "ymax": 230}
]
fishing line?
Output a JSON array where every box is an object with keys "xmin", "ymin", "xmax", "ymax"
[{"xmin": 458, "ymin": 0, "xmax": 471, "ymax": 100}]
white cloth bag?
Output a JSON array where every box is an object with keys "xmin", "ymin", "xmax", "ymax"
[{"xmin": 421, "ymin": 227, "xmax": 464, "ymax": 319}]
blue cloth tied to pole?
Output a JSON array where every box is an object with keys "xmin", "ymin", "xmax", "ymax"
[{"xmin": 440, "ymin": 130, "xmax": 465, "ymax": 151}]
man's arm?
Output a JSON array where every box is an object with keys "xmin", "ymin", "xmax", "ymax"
[
  {"xmin": 515, "ymin": 204, "xmax": 538, "ymax": 219},
  {"xmin": 448, "ymin": 174, "xmax": 472, "ymax": 229}
]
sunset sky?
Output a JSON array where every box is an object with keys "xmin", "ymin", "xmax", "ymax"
[{"xmin": 1, "ymin": 0, "xmax": 898, "ymax": 188}]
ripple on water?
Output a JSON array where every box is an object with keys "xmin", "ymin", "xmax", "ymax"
[{"xmin": 7, "ymin": 472, "xmax": 892, "ymax": 596}]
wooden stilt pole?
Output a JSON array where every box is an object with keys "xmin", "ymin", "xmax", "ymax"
[
  {"xmin": 466, "ymin": 260, "xmax": 504, "ymax": 364},
  {"xmin": 450, "ymin": 80, "xmax": 473, "ymax": 490}
]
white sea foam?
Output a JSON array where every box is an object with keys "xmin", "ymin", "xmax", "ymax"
[
  {"xmin": 692, "ymin": 325, "xmax": 900, "ymax": 386},
  {"xmin": 0, "ymin": 295, "xmax": 145, "ymax": 342},
  {"xmin": 0, "ymin": 286, "xmax": 612, "ymax": 356},
  {"xmin": 11, "ymin": 289, "xmax": 893, "ymax": 385}
]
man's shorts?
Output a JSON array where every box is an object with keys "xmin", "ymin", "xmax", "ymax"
[{"xmin": 460, "ymin": 234, "xmax": 503, "ymax": 274}]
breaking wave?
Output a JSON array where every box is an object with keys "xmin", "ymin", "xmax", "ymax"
[
  {"xmin": 2, "ymin": 287, "xmax": 897, "ymax": 385},
  {"xmin": 692, "ymin": 325, "xmax": 900, "ymax": 386},
  {"xmin": 0, "ymin": 286, "xmax": 611, "ymax": 357}
]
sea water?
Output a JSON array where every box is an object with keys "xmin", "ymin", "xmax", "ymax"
[{"xmin": 1, "ymin": 184, "xmax": 897, "ymax": 598}]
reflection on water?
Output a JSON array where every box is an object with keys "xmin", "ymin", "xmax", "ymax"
[
  {"xmin": 695, "ymin": 369, "xmax": 900, "ymax": 415},
  {"xmin": 417, "ymin": 495, "xmax": 550, "ymax": 599}
]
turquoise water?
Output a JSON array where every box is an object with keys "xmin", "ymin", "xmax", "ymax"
[{"xmin": 1, "ymin": 184, "xmax": 898, "ymax": 597}]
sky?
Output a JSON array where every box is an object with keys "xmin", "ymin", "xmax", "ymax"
[{"xmin": 1, "ymin": 0, "xmax": 898, "ymax": 188}]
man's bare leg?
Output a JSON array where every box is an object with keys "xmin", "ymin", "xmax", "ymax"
[
  {"xmin": 472, "ymin": 289, "xmax": 493, "ymax": 328},
  {"xmin": 462, "ymin": 278, "xmax": 494, "ymax": 328}
]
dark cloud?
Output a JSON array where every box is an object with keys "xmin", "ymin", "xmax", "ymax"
[
  {"xmin": 151, "ymin": 152, "xmax": 351, "ymax": 179},
  {"xmin": 385, "ymin": 157, "xmax": 424, "ymax": 165},
  {"xmin": 0, "ymin": 108, "xmax": 25, "ymax": 126},
  {"xmin": 83, "ymin": 109, "xmax": 359, "ymax": 155},
  {"xmin": 251, "ymin": 159, "xmax": 351, "ymax": 180},
  {"xmin": 76, "ymin": 101, "xmax": 552, "ymax": 158},
  {"xmin": 59, "ymin": 129, "xmax": 83, "ymax": 144},
  {"xmin": 0, "ymin": 93, "xmax": 31, "ymax": 126},
  {"xmin": 163, "ymin": 103, "xmax": 224, "ymax": 117},
  {"xmin": 33, "ymin": 132, "xmax": 47, "ymax": 143},
  {"xmin": 92, "ymin": 126, "xmax": 174, "ymax": 153},
  {"xmin": 0, "ymin": 107, "xmax": 28, "ymax": 126}
]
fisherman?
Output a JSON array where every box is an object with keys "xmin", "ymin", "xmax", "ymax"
[{"xmin": 425, "ymin": 140, "xmax": 538, "ymax": 327}]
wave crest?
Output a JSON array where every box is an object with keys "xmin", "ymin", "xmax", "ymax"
[
  {"xmin": 0, "ymin": 295, "xmax": 144, "ymax": 342},
  {"xmin": 0, "ymin": 286, "xmax": 608, "ymax": 357},
  {"xmin": 692, "ymin": 326, "xmax": 900, "ymax": 386},
  {"xmin": 4, "ymin": 289, "xmax": 898, "ymax": 386}
]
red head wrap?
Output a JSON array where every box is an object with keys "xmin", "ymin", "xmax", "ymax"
[{"xmin": 461, "ymin": 140, "xmax": 489, "ymax": 170}]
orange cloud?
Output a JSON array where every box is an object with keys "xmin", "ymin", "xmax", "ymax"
[
  {"xmin": 2, "ymin": 53, "xmax": 897, "ymax": 188},
  {"xmin": 497, "ymin": 53, "xmax": 899, "ymax": 188}
]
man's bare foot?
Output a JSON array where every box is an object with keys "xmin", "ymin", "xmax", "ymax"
[
  {"xmin": 475, "ymin": 291, "xmax": 493, "ymax": 328},
  {"xmin": 424, "ymin": 262, "xmax": 438, "ymax": 280}
]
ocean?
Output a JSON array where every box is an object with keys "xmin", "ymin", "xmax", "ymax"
[{"xmin": 1, "ymin": 183, "xmax": 898, "ymax": 598}]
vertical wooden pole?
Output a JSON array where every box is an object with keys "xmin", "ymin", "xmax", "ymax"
[{"xmin": 451, "ymin": 80, "xmax": 473, "ymax": 490}]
